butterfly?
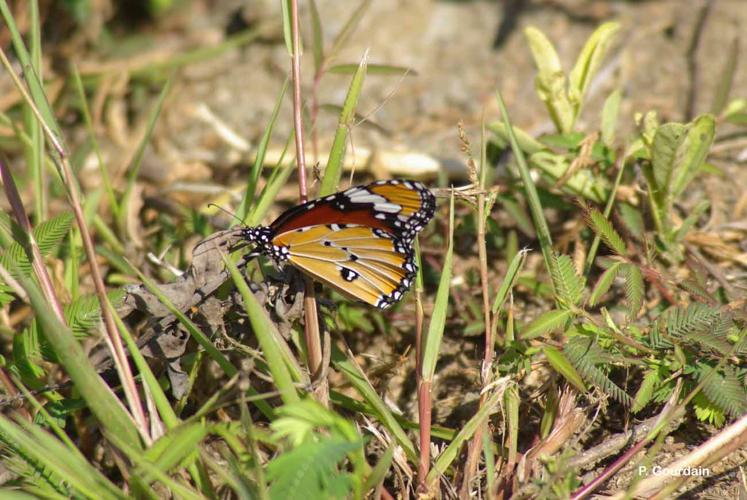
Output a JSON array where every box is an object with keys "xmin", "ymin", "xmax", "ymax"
[{"xmin": 241, "ymin": 179, "xmax": 436, "ymax": 309}]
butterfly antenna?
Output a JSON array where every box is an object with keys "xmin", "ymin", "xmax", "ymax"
[{"xmin": 207, "ymin": 203, "xmax": 247, "ymax": 227}]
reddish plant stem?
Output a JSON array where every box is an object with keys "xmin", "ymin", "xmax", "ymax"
[
  {"xmin": 461, "ymin": 191, "xmax": 494, "ymax": 496},
  {"xmin": 414, "ymin": 240, "xmax": 430, "ymax": 492},
  {"xmin": 417, "ymin": 379, "xmax": 432, "ymax": 492},
  {"xmin": 289, "ymin": 0, "xmax": 323, "ymax": 385}
]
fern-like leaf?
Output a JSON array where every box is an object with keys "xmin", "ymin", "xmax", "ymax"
[
  {"xmin": 564, "ymin": 336, "xmax": 631, "ymax": 406},
  {"xmin": 623, "ymin": 264, "xmax": 644, "ymax": 320},
  {"xmin": 585, "ymin": 207, "xmax": 626, "ymax": 256},
  {"xmin": 631, "ymin": 369, "xmax": 659, "ymax": 413},
  {"xmin": 0, "ymin": 213, "xmax": 73, "ymax": 278},
  {"xmin": 696, "ymin": 363, "xmax": 747, "ymax": 418},
  {"xmin": 666, "ymin": 303, "xmax": 732, "ymax": 355},
  {"xmin": 551, "ymin": 253, "xmax": 585, "ymax": 307}
]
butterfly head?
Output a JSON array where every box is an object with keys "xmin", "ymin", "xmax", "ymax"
[{"xmin": 242, "ymin": 226, "xmax": 289, "ymax": 262}]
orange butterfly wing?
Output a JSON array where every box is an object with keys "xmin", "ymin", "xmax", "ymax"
[{"xmin": 273, "ymin": 225, "xmax": 416, "ymax": 308}]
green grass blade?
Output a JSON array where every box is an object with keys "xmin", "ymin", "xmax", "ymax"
[
  {"xmin": 495, "ymin": 90, "xmax": 559, "ymax": 297},
  {"xmin": 421, "ymin": 192, "xmax": 454, "ymax": 381},
  {"xmin": 119, "ymin": 79, "xmax": 172, "ymax": 235},
  {"xmin": 328, "ymin": 0, "xmax": 370, "ymax": 60},
  {"xmin": 223, "ymin": 254, "xmax": 300, "ymax": 405},
  {"xmin": 426, "ymin": 389, "xmax": 502, "ymax": 485},
  {"xmin": 70, "ymin": 63, "xmax": 119, "ymax": 220},
  {"xmin": 309, "ymin": 0, "xmax": 324, "ymax": 73},
  {"xmin": 246, "ymin": 151, "xmax": 295, "ymax": 226},
  {"xmin": 331, "ymin": 345, "xmax": 417, "ymax": 461},
  {"xmin": 0, "ymin": 415, "xmax": 126, "ymax": 499},
  {"xmin": 318, "ymin": 52, "xmax": 367, "ymax": 196},
  {"xmin": 327, "ymin": 63, "xmax": 414, "ymax": 75},
  {"xmin": 15, "ymin": 273, "xmax": 142, "ymax": 447},
  {"xmin": 236, "ymin": 78, "xmax": 289, "ymax": 222},
  {"xmin": 0, "ymin": 0, "xmax": 61, "ymax": 140},
  {"xmin": 491, "ymin": 248, "xmax": 528, "ymax": 314}
]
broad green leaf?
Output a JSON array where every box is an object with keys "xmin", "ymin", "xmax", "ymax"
[
  {"xmin": 601, "ymin": 88, "xmax": 621, "ymax": 147},
  {"xmin": 524, "ymin": 26, "xmax": 574, "ymax": 133},
  {"xmin": 531, "ymin": 151, "xmax": 609, "ymax": 203},
  {"xmin": 267, "ymin": 438, "xmax": 360, "ymax": 500},
  {"xmin": 669, "ymin": 114, "xmax": 715, "ymax": 200},
  {"xmin": 651, "ymin": 122, "xmax": 688, "ymax": 195},
  {"xmin": 543, "ymin": 346, "xmax": 586, "ymax": 392},
  {"xmin": 569, "ymin": 22, "xmax": 619, "ymax": 105},
  {"xmin": 520, "ymin": 309, "xmax": 572, "ymax": 340}
]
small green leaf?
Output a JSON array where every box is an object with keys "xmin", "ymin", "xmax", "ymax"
[
  {"xmin": 585, "ymin": 207, "xmax": 626, "ymax": 256},
  {"xmin": 543, "ymin": 346, "xmax": 586, "ymax": 392},
  {"xmin": 616, "ymin": 202, "xmax": 644, "ymax": 240},
  {"xmin": 651, "ymin": 122, "xmax": 688, "ymax": 196},
  {"xmin": 524, "ymin": 26, "xmax": 574, "ymax": 133},
  {"xmin": 521, "ymin": 309, "xmax": 572, "ymax": 340},
  {"xmin": 550, "ymin": 253, "xmax": 585, "ymax": 307},
  {"xmin": 631, "ymin": 369, "xmax": 659, "ymax": 414},
  {"xmin": 588, "ymin": 261, "xmax": 623, "ymax": 306},
  {"xmin": 623, "ymin": 264, "xmax": 644, "ymax": 320}
]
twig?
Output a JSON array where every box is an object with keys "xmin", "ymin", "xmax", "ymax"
[{"xmin": 289, "ymin": 0, "xmax": 325, "ymax": 396}]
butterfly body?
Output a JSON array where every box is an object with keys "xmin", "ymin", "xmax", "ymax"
[{"xmin": 242, "ymin": 179, "xmax": 435, "ymax": 309}]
